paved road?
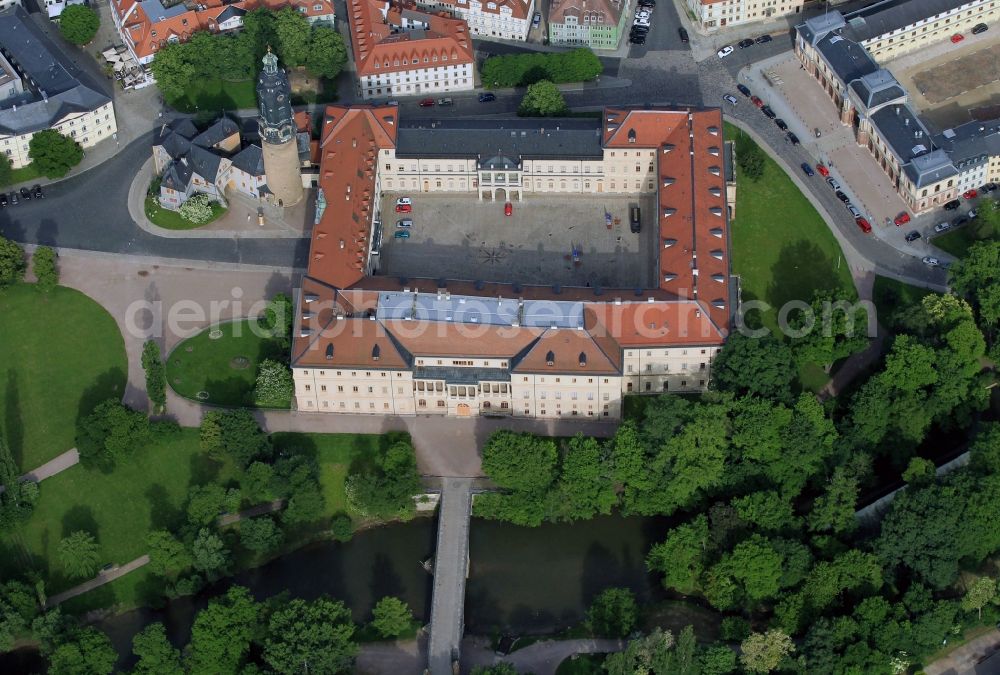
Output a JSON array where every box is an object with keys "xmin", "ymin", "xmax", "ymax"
[
  {"xmin": 925, "ymin": 629, "xmax": 1000, "ymax": 675},
  {"xmin": 428, "ymin": 477, "xmax": 474, "ymax": 675},
  {"xmin": 46, "ymin": 554, "xmax": 151, "ymax": 608}
]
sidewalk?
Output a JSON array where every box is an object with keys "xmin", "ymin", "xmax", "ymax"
[
  {"xmin": 0, "ymin": 448, "xmax": 79, "ymax": 495},
  {"xmin": 46, "ymin": 554, "xmax": 151, "ymax": 608}
]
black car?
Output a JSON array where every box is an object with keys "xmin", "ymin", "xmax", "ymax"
[
  {"xmin": 775, "ymin": 118, "xmax": 788, "ymax": 131},
  {"xmin": 905, "ymin": 230, "xmax": 922, "ymax": 242},
  {"xmin": 760, "ymin": 105, "xmax": 776, "ymax": 119},
  {"xmin": 972, "ymin": 22, "xmax": 988, "ymax": 34},
  {"xmin": 755, "ymin": 34, "xmax": 773, "ymax": 44},
  {"xmin": 835, "ymin": 190, "xmax": 850, "ymax": 203},
  {"xmin": 0, "ymin": 193, "xmax": 7, "ymax": 207},
  {"xmin": 630, "ymin": 35, "xmax": 646, "ymax": 44},
  {"xmin": 944, "ymin": 199, "xmax": 962, "ymax": 210},
  {"xmin": 639, "ymin": 0, "xmax": 655, "ymax": 6},
  {"xmin": 19, "ymin": 186, "xmax": 30, "ymax": 200},
  {"xmin": 9, "ymin": 192, "xmax": 17, "ymax": 205},
  {"xmin": 981, "ymin": 182, "xmax": 998, "ymax": 193},
  {"xmin": 31, "ymin": 184, "xmax": 43, "ymax": 199},
  {"xmin": 631, "ymin": 25, "xmax": 649, "ymax": 34},
  {"xmin": 736, "ymin": 84, "xmax": 751, "ymax": 97},
  {"xmin": 738, "ymin": 38, "xmax": 754, "ymax": 49},
  {"xmin": 787, "ymin": 132, "xmax": 800, "ymax": 145},
  {"xmin": 478, "ymin": 93, "xmax": 496, "ymax": 103},
  {"xmin": 678, "ymin": 27, "xmax": 688, "ymax": 42},
  {"xmin": 953, "ymin": 216, "xmax": 968, "ymax": 227}
]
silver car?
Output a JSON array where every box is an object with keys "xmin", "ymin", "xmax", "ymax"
[
  {"xmin": 922, "ymin": 256, "xmax": 940, "ymax": 267},
  {"xmin": 934, "ymin": 221, "xmax": 952, "ymax": 233},
  {"xmin": 723, "ymin": 94, "xmax": 738, "ymax": 106}
]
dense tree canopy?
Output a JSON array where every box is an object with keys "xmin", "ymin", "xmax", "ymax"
[
  {"xmin": 518, "ymin": 80, "xmax": 569, "ymax": 117},
  {"xmin": 28, "ymin": 130, "xmax": 83, "ymax": 179},
  {"xmin": 58, "ymin": 5, "xmax": 100, "ymax": 45},
  {"xmin": 345, "ymin": 434, "xmax": 420, "ymax": 520},
  {"xmin": 263, "ymin": 597, "xmax": 356, "ymax": 674},
  {"xmin": 481, "ymin": 48, "xmax": 602, "ymax": 87},
  {"xmin": 710, "ymin": 333, "xmax": 796, "ymax": 403}
]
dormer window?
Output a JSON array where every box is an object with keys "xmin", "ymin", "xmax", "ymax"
[
  {"xmin": 578, "ymin": 352, "xmax": 587, "ymax": 367},
  {"xmin": 627, "ymin": 129, "xmax": 636, "ymax": 143},
  {"xmin": 546, "ymin": 351, "xmax": 555, "ymax": 366},
  {"xmin": 372, "ymin": 345, "xmax": 381, "ymax": 361},
  {"xmin": 325, "ymin": 344, "xmax": 334, "ymax": 360}
]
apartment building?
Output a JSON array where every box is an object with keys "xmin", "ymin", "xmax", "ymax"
[
  {"xmin": 548, "ymin": 0, "xmax": 631, "ymax": 50},
  {"xmin": 414, "ymin": 0, "xmax": 534, "ymax": 41},
  {"xmin": 290, "ymin": 105, "xmax": 734, "ymax": 420},
  {"xmin": 42, "ymin": 0, "xmax": 84, "ymax": 18},
  {"xmin": 686, "ymin": 0, "xmax": 804, "ymax": 31},
  {"xmin": 110, "ymin": 0, "xmax": 335, "ymax": 65},
  {"xmin": 0, "ymin": 7, "xmax": 117, "ymax": 169},
  {"xmin": 796, "ymin": 9, "xmax": 1000, "ymax": 214},
  {"xmin": 348, "ymin": 0, "xmax": 475, "ymax": 99}
]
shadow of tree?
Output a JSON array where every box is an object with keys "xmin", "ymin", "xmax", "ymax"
[
  {"xmin": 146, "ymin": 484, "xmax": 185, "ymax": 532},
  {"xmin": 764, "ymin": 240, "xmax": 841, "ymax": 311},
  {"xmin": 5, "ymin": 369, "xmax": 23, "ymax": 470},
  {"xmin": 75, "ymin": 367, "xmax": 128, "ymax": 449},
  {"xmin": 61, "ymin": 504, "xmax": 99, "ymax": 539},
  {"xmin": 369, "ymin": 551, "xmax": 404, "ymax": 602}
]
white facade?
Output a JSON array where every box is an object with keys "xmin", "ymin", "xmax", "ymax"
[
  {"xmin": 687, "ymin": 0, "xmax": 803, "ymax": 30},
  {"xmin": 415, "ymin": 0, "xmax": 533, "ymax": 41},
  {"xmin": 360, "ymin": 62, "xmax": 474, "ymax": 99},
  {"xmin": 861, "ymin": 0, "xmax": 1000, "ymax": 62},
  {"xmin": 0, "ymin": 101, "xmax": 116, "ymax": 169},
  {"xmin": 43, "ymin": 0, "xmax": 85, "ymax": 19}
]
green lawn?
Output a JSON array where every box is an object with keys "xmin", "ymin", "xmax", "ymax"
[
  {"xmin": 166, "ymin": 320, "xmax": 289, "ymax": 408},
  {"xmin": 166, "ymin": 78, "xmax": 257, "ymax": 114},
  {"xmin": 872, "ymin": 275, "xmax": 934, "ymax": 323},
  {"xmin": 556, "ymin": 654, "xmax": 606, "ymax": 675},
  {"xmin": 931, "ymin": 225, "xmax": 992, "ymax": 258},
  {"xmin": 144, "ymin": 194, "xmax": 226, "ymax": 230},
  {"xmin": 0, "ymin": 284, "xmax": 127, "ymax": 470},
  {"xmin": 1, "ymin": 163, "xmax": 42, "ymax": 187},
  {"xmin": 725, "ymin": 122, "xmax": 856, "ymax": 334}
]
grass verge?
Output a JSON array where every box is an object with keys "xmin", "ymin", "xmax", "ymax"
[
  {"xmin": 144, "ymin": 194, "xmax": 226, "ymax": 231},
  {"xmin": 166, "ymin": 78, "xmax": 257, "ymax": 113}
]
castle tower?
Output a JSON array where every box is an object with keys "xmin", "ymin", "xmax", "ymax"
[{"xmin": 257, "ymin": 48, "xmax": 303, "ymax": 207}]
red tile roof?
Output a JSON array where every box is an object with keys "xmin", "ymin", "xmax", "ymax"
[{"xmin": 513, "ymin": 328, "xmax": 620, "ymax": 374}]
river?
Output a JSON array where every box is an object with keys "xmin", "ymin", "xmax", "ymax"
[{"xmin": 4, "ymin": 513, "xmax": 665, "ymax": 671}]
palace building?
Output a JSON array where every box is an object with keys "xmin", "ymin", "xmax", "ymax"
[{"xmin": 290, "ymin": 105, "xmax": 736, "ymax": 420}]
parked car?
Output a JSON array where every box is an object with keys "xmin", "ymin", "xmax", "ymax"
[
  {"xmin": 856, "ymin": 217, "xmax": 872, "ymax": 233},
  {"xmin": 905, "ymin": 230, "xmax": 921, "ymax": 242},
  {"xmin": 9, "ymin": 192, "xmax": 17, "ymax": 205},
  {"xmin": 835, "ymin": 190, "xmax": 850, "ymax": 203},
  {"xmin": 394, "ymin": 230, "xmax": 411, "ymax": 239},
  {"xmin": 31, "ymin": 184, "xmax": 42, "ymax": 199},
  {"xmin": 736, "ymin": 84, "xmax": 751, "ymax": 97},
  {"xmin": 717, "ymin": 45, "xmax": 734, "ymax": 58},
  {"xmin": 787, "ymin": 131, "xmax": 800, "ymax": 145},
  {"xmin": 678, "ymin": 27, "xmax": 688, "ymax": 42},
  {"xmin": 630, "ymin": 35, "xmax": 646, "ymax": 45},
  {"xmin": 800, "ymin": 162, "xmax": 814, "ymax": 177},
  {"xmin": 973, "ymin": 23, "xmax": 988, "ymax": 34},
  {"xmin": 478, "ymin": 93, "xmax": 496, "ymax": 102},
  {"xmin": 639, "ymin": 0, "xmax": 655, "ymax": 6},
  {"xmin": 631, "ymin": 25, "xmax": 649, "ymax": 34},
  {"xmin": 934, "ymin": 221, "xmax": 953, "ymax": 233},
  {"xmin": 982, "ymin": 182, "xmax": 998, "ymax": 193},
  {"xmin": 723, "ymin": 94, "xmax": 738, "ymax": 106},
  {"xmin": 922, "ymin": 256, "xmax": 941, "ymax": 267},
  {"xmin": 0, "ymin": 193, "xmax": 7, "ymax": 207},
  {"xmin": 750, "ymin": 95, "xmax": 763, "ymax": 107},
  {"xmin": 396, "ymin": 219, "xmax": 413, "ymax": 228},
  {"xmin": 761, "ymin": 106, "xmax": 776, "ymax": 119},
  {"xmin": 964, "ymin": 189, "xmax": 979, "ymax": 199},
  {"xmin": 894, "ymin": 212, "xmax": 911, "ymax": 226},
  {"xmin": 816, "ymin": 164, "xmax": 830, "ymax": 177},
  {"xmin": 738, "ymin": 38, "xmax": 754, "ymax": 49},
  {"xmin": 951, "ymin": 33, "xmax": 965, "ymax": 43},
  {"xmin": 953, "ymin": 216, "xmax": 968, "ymax": 227},
  {"xmin": 969, "ymin": 208, "xmax": 979, "ymax": 219},
  {"xmin": 532, "ymin": 12, "xmax": 541, "ymax": 26},
  {"xmin": 635, "ymin": 10, "xmax": 651, "ymax": 19},
  {"xmin": 504, "ymin": 202, "xmax": 513, "ymax": 216},
  {"xmin": 19, "ymin": 187, "xmax": 30, "ymax": 200},
  {"xmin": 418, "ymin": 98, "xmax": 435, "ymax": 107},
  {"xmin": 847, "ymin": 204, "xmax": 862, "ymax": 218},
  {"xmin": 634, "ymin": 18, "xmax": 651, "ymax": 28},
  {"xmin": 774, "ymin": 118, "xmax": 788, "ymax": 131},
  {"xmin": 437, "ymin": 98, "xmax": 454, "ymax": 106},
  {"xmin": 826, "ymin": 177, "xmax": 841, "ymax": 190},
  {"xmin": 755, "ymin": 34, "xmax": 773, "ymax": 44},
  {"xmin": 944, "ymin": 199, "xmax": 961, "ymax": 210},
  {"xmin": 396, "ymin": 197, "xmax": 412, "ymax": 206}
]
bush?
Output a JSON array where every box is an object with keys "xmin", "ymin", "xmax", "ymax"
[
  {"xmin": 735, "ymin": 133, "xmax": 764, "ymax": 181},
  {"xmin": 253, "ymin": 359, "xmax": 293, "ymax": 407},
  {"xmin": 330, "ymin": 513, "xmax": 354, "ymax": 542},
  {"xmin": 32, "ymin": 247, "xmax": 58, "ymax": 292},
  {"xmin": 75, "ymin": 399, "xmax": 151, "ymax": 470},
  {"xmin": 0, "ymin": 236, "xmax": 25, "ymax": 289},
  {"xmin": 586, "ymin": 587, "xmax": 638, "ymax": 638},
  {"xmin": 178, "ymin": 194, "xmax": 215, "ymax": 224},
  {"xmin": 141, "ymin": 340, "xmax": 167, "ymax": 412},
  {"xmin": 482, "ymin": 48, "xmax": 601, "ymax": 88},
  {"xmin": 240, "ymin": 516, "xmax": 283, "ymax": 554},
  {"xmin": 370, "ymin": 596, "xmax": 413, "ymax": 638},
  {"xmin": 58, "ymin": 5, "xmax": 100, "ymax": 45}
]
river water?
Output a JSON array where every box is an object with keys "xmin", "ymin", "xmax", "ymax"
[{"xmin": 5, "ymin": 513, "xmax": 665, "ymax": 670}]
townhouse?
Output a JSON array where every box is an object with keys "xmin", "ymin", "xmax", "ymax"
[
  {"xmin": 686, "ymin": 0, "xmax": 804, "ymax": 31},
  {"xmin": 414, "ymin": 0, "xmax": 534, "ymax": 41},
  {"xmin": 547, "ymin": 0, "xmax": 631, "ymax": 50}
]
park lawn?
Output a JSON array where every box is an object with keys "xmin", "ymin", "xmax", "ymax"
[
  {"xmin": 144, "ymin": 194, "xmax": 226, "ymax": 230},
  {"xmin": 0, "ymin": 284, "xmax": 126, "ymax": 470},
  {"xmin": 931, "ymin": 226, "xmax": 991, "ymax": 258},
  {"xmin": 1, "ymin": 163, "xmax": 42, "ymax": 187},
  {"xmin": 556, "ymin": 654, "xmax": 606, "ymax": 675},
  {"xmin": 0, "ymin": 429, "xmax": 239, "ymax": 601},
  {"xmin": 872, "ymin": 275, "xmax": 934, "ymax": 322},
  {"xmin": 166, "ymin": 320, "xmax": 289, "ymax": 408},
  {"xmin": 724, "ymin": 123, "xmax": 856, "ymax": 335},
  {"xmin": 166, "ymin": 78, "xmax": 257, "ymax": 113}
]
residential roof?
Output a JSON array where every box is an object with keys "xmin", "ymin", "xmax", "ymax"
[
  {"xmin": 842, "ymin": 0, "xmax": 970, "ymax": 43},
  {"xmin": 584, "ymin": 301, "xmax": 725, "ymax": 346},
  {"xmin": 513, "ymin": 328, "xmax": 619, "ymax": 375},
  {"xmin": 161, "ymin": 158, "xmax": 193, "ymax": 191},
  {"xmin": 934, "ymin": 119, "xmax": 1000, "ymax": 169},
  {"xmin": 848, "ymin": 69, "xmax": 906, "ymax": 111},
  {"xmin": 549, "ymin": 0, "xmax": 627, "ymax": 27},
  {"xmin": 395, "ymin": 117, "xmax": 604, "ymax": 162},
  {"xmin": 0, "ymin": 6, "xmax": 112, "ymax": 135},
  {"xmin": 814, "ymin": 32, "xmax": 878, "ymax": 85},
  {"xmin": 186, "ymin": 143, "xmax": 225, "ymax": 182},
  {"xmin": 383, "ymin": 320, "xmax": 544, "ymax": 358},
  {"xmin": 231, "ymin": 144, "xmax": 265, "ymax": 176},
  {"xmin": 192, "ymin": 116, "xmax": 240, "ymax": 149},
  {"xmin": 869, "ymin": 103, "xmax": 936, "ymax": 164},
  {"xmin": 430, "ymin": 0, "xmax": 531, "ymax": 20}
]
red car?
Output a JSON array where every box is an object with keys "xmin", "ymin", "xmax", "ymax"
[
  {"xmin": 855, "ymin": 216, "xmax": 872, "ymax": 233},
  {"xmin": 951, "ymin": 33, "xmax": 965, "ymax": 43},
  {"xmin": 893, "ymin": 212, "xmax": 911, "ymax": 226},
  {"xmin": 504, "ymin": 202, "xmax": 513, "ymax": 216},
  {"xmin": 816, "ymin": 164, "xmax": 830, "ymax": 177},
  {"xmin": 418, "ymin": 98, "xmax": 435, "ymax": 107},
  {"xmin": 963, "ymin": 189, "xmax": 978, "ymax": 199},
  {"xmin": 751, "ymin": 96, "xmax": 764, "ymax": 108},
  {"xmin": 395, "ymin": 204, "xmax": 412, "ymax": 213}
]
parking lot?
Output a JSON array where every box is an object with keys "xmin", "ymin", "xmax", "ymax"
[{"xmin": 374, "ymin": 192, "xmax": 658, "ymax": 288}]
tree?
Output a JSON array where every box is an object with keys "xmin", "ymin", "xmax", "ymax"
[
  {"xmin": 146, "ymin": 530, "xmax": 192, "ymax": 578},
  {"xmin": 199, "ymin": 409, "xmax": 271, "ymax": 467},
  {"xmin": 471, "ymin": 665, "xmax": 518, "ymax": 675},
  {"xmin": 789, "ymin": 290, "xmax": 871, "ymax": 369},
  {"xmin": 191, "ymin": 528, "xmax": 229, "ymax": 576},
  {"xmin": 57, "ymin": 531, "xmax": 100, "ymax": 579},
  {"xmin": 0, "ymin": 433, "xmax": 35, "ymax": 531},
  {"xmin": 263, "ymin": 596, "xmax": 357, "ymax": 674},
  {"xmin": 58, "ymin": 5, "xmax": 100, "ymax": 45},
  {"xmin": 47, "ymin": 626, "xmax": 116, "ymax": 675},
  {"xmin": 0, "ymin": 153, "xmax": 11, "ymax": 186},
  {"xmin": 132, "ymin": 622, "xmax": 183, "ymax": 675},
  {"xmin": 75, "ymin": 399, "xmax": 151, "ymax": 470},
  {"xmin": 735, "ymin": 133, "xmax": 765, "ymax": 181},
  {"xmin": 260, "ymin": 292, "xmax": 293, "ymax": 347},
  {"xmin": 149, "ymin": 42, "xmax": 196, "ymax": 103},
  {"xmin": 306, "ymin": 27, "xmax": 348, "ymax": 79},
  {"xmin": 701, "ymin": 645, "xmax": 737, "ymax": 675},
  {"xmin": 0, "ymin": 235, "xmax": 25, "ymax": 288},
  {"xmin": 187, "ymin": 483, "xmax": 229, "ymax": 526},
  {"xmin": 603, "ymin": 628, "xmax": 675, "ymax": 675},
  {"xmin": 370, "ymin": 596, "xmax": 413, "ymax": 638},
  {"xmin": 142, "ymin": 340, "xmax": 167, "ymax": 412},
  {"xmin": 903, "ymin": 457, "xmax": 935, "ymax": 486},
  {"xmin": 178, "ymin": 194, "xmax": 215, "ymax": 224},
  {"xmin": 808, "ymin": 466, "xmax": 859, "ymax": 534},
  {"xmin": 545, "ymin": 434, "xmax": 617, "ymax": 522},
  {"xmin": 708, "ymin": 535, "xmax": 783, "ymax": 607},
  {"xmin": 0, "ymin": 580, "xmax": 38, "ymax": 652},
  {"xmin": 587, "ymin": 587, "xmax": 638, "ymax": 638},
  {"xmin": 482, "ymin": 430, "xmax": 558, "ymax": 493},
  {"xmin": 740, "ymin": 630, "xmax": 794, "ymax": 673},
  {"xmin": 647, "ymin": 515, "xmax": 709, "ymax": 595},
  {"xmin": 345, "ymin": 435, "xmax": 421, "ymax": 520},
  {"xmin": 240, "ymin": 516, "xmax": 282, "ymax": 554},
  {"xmin": 518, "ymin": 80, "xmax": 568, "ymax": 117},
  {"xmin": 962, "ymin": 576, "xmax": 997, "ymax": 620},
  {"xmin": 254, "ymin": 359, "xmax": 294, "ymax": 407},
  {"xmin": 731, "ymin": 490, "xmax": 798, "ymax": 532},
  {"xmin": 273, "ymin": 7, "xmax": 311, "ymax": 66},
  {"xmin": 32, "ymin": 246, "xmax": 58, "ymax": 292},
  {"xmin": 186, "ymin": 585, "xmax": 261, "ymax": 674},
  {"xmin": 28, "ymin": 130, "xmax": 83, "ymax": 179},
  {"xmin": 710, "ymin": 333, "xmax": 796, "ymax": 404}
]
